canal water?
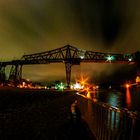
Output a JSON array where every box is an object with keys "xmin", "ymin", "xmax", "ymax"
[
  {"xmin": 80, "ymin": 86, "xmax": 140, "ymax": 112},
  {"xmin": 77, "ymin": 86, "xmax": 140, "ymax": 140}
]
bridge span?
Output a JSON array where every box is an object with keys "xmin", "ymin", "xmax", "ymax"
[{"xmin": 0, "ymin": 44, "xmax": 140, "ymax": 86}]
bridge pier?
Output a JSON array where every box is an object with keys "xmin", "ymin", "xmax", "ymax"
[
  {"xmin": 8, "ymin": 64, "xmax": 22, "ymax": 86},
  {"xmin": 0, "ymin": 64, "xmax": 6, "ymax": 84},
  {"xmin": 65, "ymin": 63, "xmax": 72, "ymax": 88}
]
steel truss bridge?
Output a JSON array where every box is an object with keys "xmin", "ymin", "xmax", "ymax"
[{"xmin": 0, "ymin": 44, "xmax": 140, "ymax": 87}]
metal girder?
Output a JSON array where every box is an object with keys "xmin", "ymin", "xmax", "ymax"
[
  {"xmin": 8, "ymin": 64, "xmax": 22, "ymax": 86},
  {"xmin": 19, "ymin": 44, "xmax": 136, "ymax": 65},
  {"xmin": 20, "ymin": 44, "xmax": 81, "ymax": 64},
  {"xmin": 0, "ymin": 44, "xmax": 138, "ymax": 66}
]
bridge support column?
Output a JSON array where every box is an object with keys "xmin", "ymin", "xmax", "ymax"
[
  {"xmin": 8, "ymin": 64, "xmax": 22, "ymax": 86},
  {"xmin": 65, "ymin": 63, "xmax": 72, "ymax": 88},
  {"xmin": 0, "ymin": 65, "xmax": 6, "ymax": 84}
]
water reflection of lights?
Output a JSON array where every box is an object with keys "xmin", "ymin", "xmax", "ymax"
[
  {"xmin": 76, "ymin": 90, "xmax": 98, "ymax": 102},
  {"xmin": 126, "ymin": 87, "xmax": 131, "ymax": 108},
  {"xmin": 108, "ymin": 94, "xmax": 118, "ymax": 107},
  {"xmin": 87, "ymin": 92, "xmax": 91, "ymax": 98},
  {"xmin": 93, "ymin": 98, "xmax": 97, "ymax": 102}
]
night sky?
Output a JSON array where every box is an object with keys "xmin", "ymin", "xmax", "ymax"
[{"xmin": 0, "ymin": 0, "xmax": 140, "ymax": 83}]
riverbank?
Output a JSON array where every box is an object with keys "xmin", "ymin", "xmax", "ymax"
[{"xmin": 0, "ymin": 87, "xmax": 96, "ymax": 140}]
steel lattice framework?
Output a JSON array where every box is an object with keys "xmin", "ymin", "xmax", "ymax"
[
  {"xmin": 20, "ymin": 44, "xmax": 135, "ymax": 64},
  {"xmin": 0, "ymin": 44, "xmax": 139, "ymax": 86}
]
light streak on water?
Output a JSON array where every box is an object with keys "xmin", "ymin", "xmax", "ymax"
[{"xmin": 126, "ymin": 87, "xmax": 131, "ymax": 108}]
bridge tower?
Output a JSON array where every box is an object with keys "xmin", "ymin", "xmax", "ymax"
[
  {"xmin": 65, "ymin": 62, "xmax": 72, "ymax": 88},
  {"xmin": 0, "ymin": 64, "xmax": 6, "ymax": 84},
  {"xmin": 64, "ymin": 45, "xmax": 72, "ymax": 88},
  {"xmin": 64, "ymin": 44, "xmax": 81, "ymax": 88},
  {"xmin": 8, "ymin": 64, "xmax": 22, "ymax": 86}
]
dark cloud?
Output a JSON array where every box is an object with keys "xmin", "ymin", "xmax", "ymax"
[
  {"xmin": 69, "ymin": 0, "xmax": 102, "ymax": 40},
  {"xmin": 100, "ymin": 0, "xmax": 132, "ymax": 46},
  {"xmin": 100, "ymin": 0, "xmax": 122, "ymax": 45},
  {"xmin": 69, "ymin": 0, "xmax": 133, "ymax": 46}
]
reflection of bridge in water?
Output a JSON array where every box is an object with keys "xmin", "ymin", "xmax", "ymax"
[{"xmin": 0, "ymin": 44, "xmax": 140, "ymax": 86}]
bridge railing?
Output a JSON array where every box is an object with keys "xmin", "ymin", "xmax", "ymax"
[{"xmin": 76, "ymin": 92, "xmax": 140, "ymax": 140}]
